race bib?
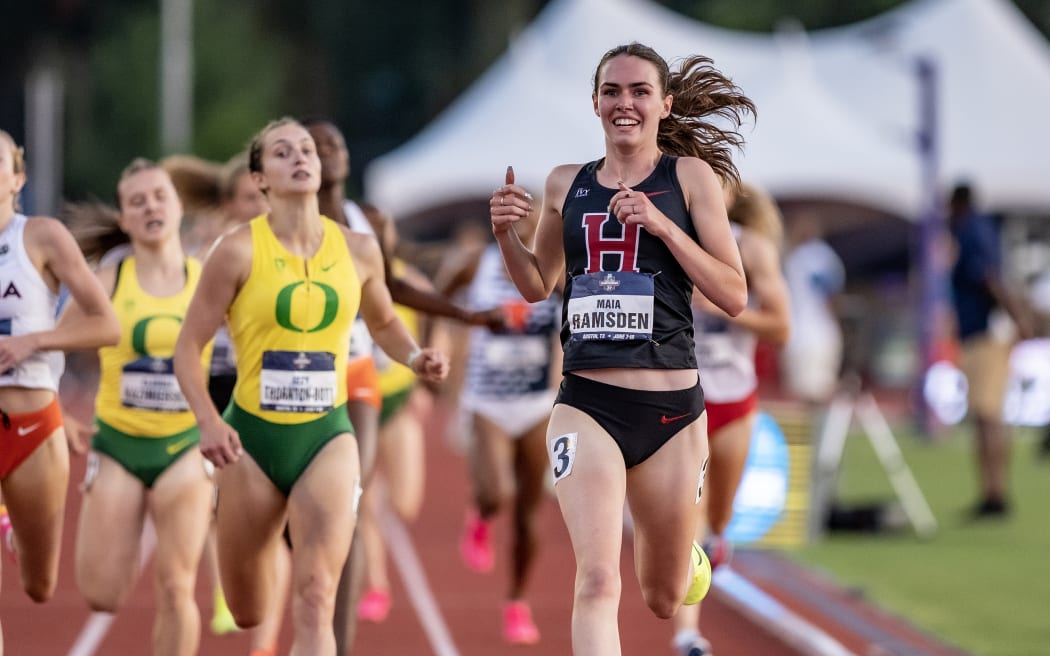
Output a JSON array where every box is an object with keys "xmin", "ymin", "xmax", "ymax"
[
  {"xmin": 121, "ymin": 357, "xmax": 189, "ymax": 412},
  {"xmin": 695, "ymin": 333, "xmax": 737, "ymax": 369},
  {"xmin": 549, "ymin": 432, "xmax": 579, "ymax": 484},
  {"xmin": 482, "ymin": 335, "xmax": 550, "ymax": 369},
  {"xmin": 566, "ymin": 271, "xmax": 654, "ymax": 342},
  {"xmin": 260, "ymin": 350, "xmax": 337, "ymax": 413}
]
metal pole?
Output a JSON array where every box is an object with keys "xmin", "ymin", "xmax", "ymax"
[
  {"xmin": 25, "ymin": 61, "xmax": 64, "ymax": 217},
  {"xmin": 160, "ymin": 0, "xmax": 193, "ymax": 154},
  {"xmin": 915, "ymin": 56, "xmax": 946, "ymax": 437}
]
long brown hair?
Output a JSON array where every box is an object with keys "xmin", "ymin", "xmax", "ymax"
[{"xmin": 593, "ymin": 43, "xmax": 756, "ymax": 188}]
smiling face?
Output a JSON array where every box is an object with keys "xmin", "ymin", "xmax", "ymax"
[
  {"xmin": 117, "ymin": 166, "xmax": 183, "ymax": 246},
  {"xmin": 252, "ymin": 122, "xmax": 322, "ymax": 198},
  {"xmin": 0, "ymin": 132, "xmax": 26, "ymax": 216},
  {"xmin": 592, "ymin": 54, "xmax": 672, "ymax": 149}
]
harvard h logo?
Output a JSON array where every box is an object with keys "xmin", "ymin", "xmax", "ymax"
[{"xmin": 582, "ymin": 213, "xmax": 640, "ymax": 273}]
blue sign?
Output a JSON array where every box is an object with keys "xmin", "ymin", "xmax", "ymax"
[{"xmin": 724, "ymin": 412, "xmax": 790, "ymax": 544}]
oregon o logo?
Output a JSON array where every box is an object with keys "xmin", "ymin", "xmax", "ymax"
[
  {"xmin": 131, "ymin": 314, "xmax": 183, "ymax": 356},
  {"xmin": 275, "ymin": 281, "xmax": 339, "ymax": 333}
]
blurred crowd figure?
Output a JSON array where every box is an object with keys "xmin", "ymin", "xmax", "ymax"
[
  {"xmin": 436, "ymin": 212, "xmax": 562, "ymax": 645},
  {"xmin": 947, "ymin": 183, "xmax": 1033, "ymax": 518},
  {"xmin": 780, "ymin": 212, "xmax": 845, "ymax": 404},
  {"xmin": 673, "ymin": 181, "xmax": 791, "ymax": 656}
]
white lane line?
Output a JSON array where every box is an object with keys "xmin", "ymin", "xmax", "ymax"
[
  {"xmin": 67, "ymin": 519, "xmax": 157, "ymax": 656},
  {"xmin": 379, "ymin": 508, "xmax": 461, "ymax": 656},
  {"xmin": 712, "ymin": 566, "xmax": 857, "ymax": 656}
]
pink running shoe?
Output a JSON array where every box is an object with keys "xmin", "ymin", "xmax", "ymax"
[
  {"xmin": 702, "ymin": 534, "xmax": 733, "ymax": 571},
  {"xmin": 503, "ymin": 600, "xmax": 540, "ymax": 645},
  {"xmin": 0, "ymin": 505, "xmax": 15, "ymax": 563},
  {"xmin": 460, "ymin": 511, "xmax": 494, "ymax": 573},
  {"xmin": 357, "ymin": 587, "xmax": 391, "ymax": 623}
]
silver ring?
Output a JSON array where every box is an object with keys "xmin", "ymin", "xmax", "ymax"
[{"xmin": 500, "ymin": 196, "xmax": 505, "ymax": 206}]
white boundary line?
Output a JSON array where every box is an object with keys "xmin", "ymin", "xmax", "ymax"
[
  {"xmin": 379, "ymin": 508, "xmax": 461, "ymax": 656},
  {"xmin": 67, "ymin": 519, "xmax": 157, "ymax": 656},
  {"xmin": 712, "ymin": 566, "xmax": 857, "ymax": 656}
]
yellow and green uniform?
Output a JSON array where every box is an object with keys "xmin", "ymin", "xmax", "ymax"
[
  {"xmin": 375, "ymin": 259, "xmax": 419, "ymax": 424},
  {"xmin": 93, "ymin": 256, "xmax": 211, "ymax": 487},
  {"xmin": 224, "ymin": 216, "xmax": 358, "ymax": 494}
]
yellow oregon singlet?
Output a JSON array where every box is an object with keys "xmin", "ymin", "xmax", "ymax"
[
  {"xmin": 376, "ymin": 259, "xmax": 419, "ymax": 397},
  {"xmin": 228, "ymin": 216, "xmax": 358, "ymax": 424},
  {"xmin": 96, "ymin": 256, "xmax": 211, "ymax": 437}
]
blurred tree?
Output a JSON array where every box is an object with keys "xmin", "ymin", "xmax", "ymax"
[
  {"xmin": 61, "ymin": 0, "xmax": 288, "ymax": 199},
  {"xmin": 6, "ymin": 0, "xmax": 1049, "ymax": 202}
]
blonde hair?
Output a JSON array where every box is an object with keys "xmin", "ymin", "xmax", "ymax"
[
  {"xmin": 68, "ymin": 158, "xmax": 172, "ymax": 262},
  {"xmin": 1, "ymin": 130, "xmax": 27, "ymax": 211},
  {"xmin": 729, "ymin": 182, "xmax": 783, "ymax": 245}
]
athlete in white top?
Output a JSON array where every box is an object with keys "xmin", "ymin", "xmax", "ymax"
[
  {"xmin": 453, "ymin": 236, "xmax": 562, "ymax": 644},
  {"xmin": 0, "ymin": 130, "xmax": 119, "ymax": 627}
]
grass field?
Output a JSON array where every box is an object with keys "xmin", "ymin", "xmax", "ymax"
[{"xmin": 790, "ymin": 421, "xmax": 1050, "ymax": 656}]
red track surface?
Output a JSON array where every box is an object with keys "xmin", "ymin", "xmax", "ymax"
[{"xmin": 1, "ymin": 403, "xmax": 959, "ymax": 655}]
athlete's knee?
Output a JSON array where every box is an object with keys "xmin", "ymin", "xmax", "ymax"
[
  {"xmin": 154, "ymin": 570, "xmax": 195, "ymax": 612},
  {"xmin": 575, "ymin": 563, "xmax": 621, "ymax": 606},
  {"xmin": 640, "ymin": 580, "xmax": 683, "ymax": 619},
  {"xmin": 23, "ymin": 574, "xmax": 58, "ymax": 604},
  {"xmin": 80, "ymin": 586, "xmax": 123, "ymax": 613},
  {"xmin": 293, "ymin": 570, "xmax": 338, "ymax": 629},
  {"xmin": 232, "ymin": 607, "xmax": 264, "ymax": 630}
]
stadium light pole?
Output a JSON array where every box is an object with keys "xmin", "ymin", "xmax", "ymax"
[{"xmin": 160, "ymin": 0, "xmax": 193, "ymax": 154}]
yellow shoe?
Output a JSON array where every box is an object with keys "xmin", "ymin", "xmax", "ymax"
[
  {"xmin": 682, "ymin": 541, "xmax": 712, "ymax": 605},
  {"xmin": 210, "ymin": 588, "xmax": 240, "ymax": 635}
]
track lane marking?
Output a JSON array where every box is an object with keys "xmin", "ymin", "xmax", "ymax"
[{"xmin": 379, "ymin": 507, "xmax": 461, "ymax": 656}]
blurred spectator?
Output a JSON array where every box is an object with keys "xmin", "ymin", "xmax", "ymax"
[
  {"xmin": 947, "ymin": 183, "xmax": 1033, "ymax": 517},
  {"xmin": 780, "ymin": 212, "xmax": 845, "ymax": 403}
]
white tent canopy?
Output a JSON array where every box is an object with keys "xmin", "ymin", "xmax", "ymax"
[
  {"xmin": 365, "ymin": 0, "xmax": 1050, "ymax": 219},
  {"xmin": 810, "ymin": 0, "xmax": 1050, "ymax": 213}
]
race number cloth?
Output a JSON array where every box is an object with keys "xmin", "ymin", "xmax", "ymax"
[
  {"xmin": 566, "ymin": 271, "xmax": 654, "ymax": 342},
  {"xmin": 261, "ymin": 350, "xmax": 337, "ymax": 413},
  {"xmin": 121, "ymin": 357, "xmax": 189, "ymax": 412}
]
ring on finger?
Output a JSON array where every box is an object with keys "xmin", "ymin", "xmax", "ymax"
[{"xmin": 500, "ymin": 196, "xmax": 505, "ymax": 206}]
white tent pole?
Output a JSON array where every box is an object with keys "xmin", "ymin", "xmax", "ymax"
[{"xmin": 160, "ymin": 0, "xmax": 193, "ymax": 154}]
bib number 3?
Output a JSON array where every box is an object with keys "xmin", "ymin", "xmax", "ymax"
[{"xmin": 549, "ymin": 432, "xmax": 579, "ymax": 485}]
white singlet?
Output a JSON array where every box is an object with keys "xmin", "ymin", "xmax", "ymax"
[{"xmin": 0, "ymin": 214, "xmax": 64, "ymax": 391}]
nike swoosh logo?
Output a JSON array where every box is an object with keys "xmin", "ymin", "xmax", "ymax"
[
  {"xmin": 165, "ymin": 435, "xmax": 196, "ymax": 455},
  {"xmin": 660, "ymin": 413, "xmax": 691, "ymax": 425},
  {"xmin": 16, "ymin": 422, "xmax": 41, "ymax": 437},
  {"xmin": 321, "ymin": 262, "xmax": 337, "ymax": 272}
]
